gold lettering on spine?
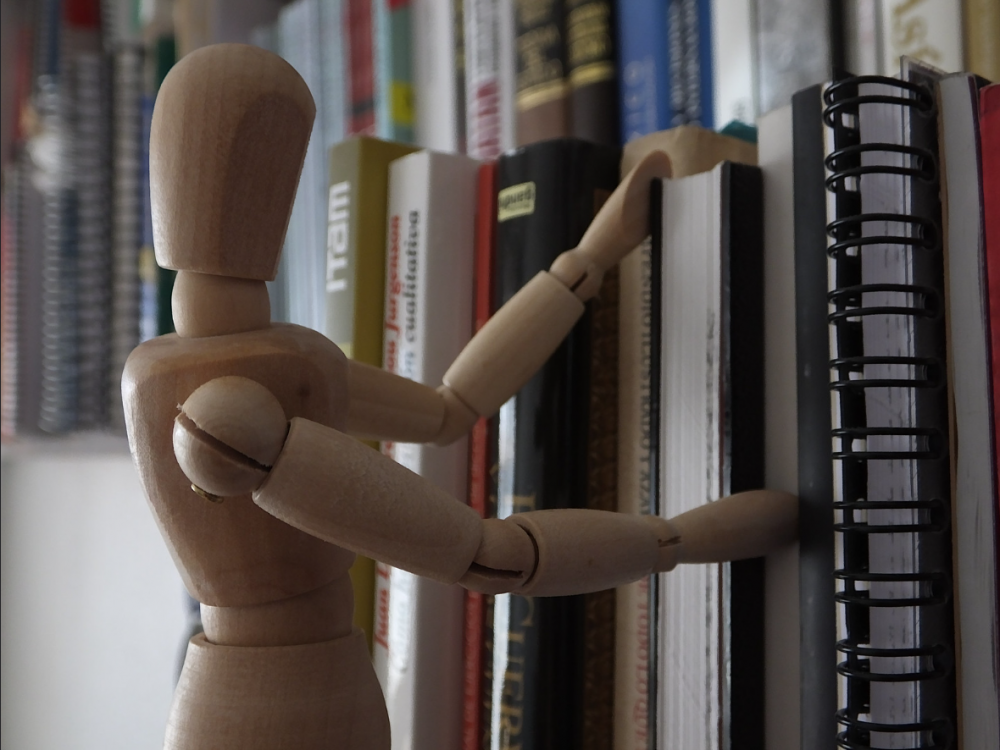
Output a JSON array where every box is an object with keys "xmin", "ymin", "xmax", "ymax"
[
  {"xmin": 565, "ymin": 0, "xmax": 614, "ymax": 89},
  {"xmin": 515, "ymin": 0, "xmax": 566, "ymax": 110}
]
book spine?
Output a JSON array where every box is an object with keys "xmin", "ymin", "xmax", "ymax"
[
  {"xmin": 616, "ymin": 0, "xmax": 671, "ymax": 143},
  {"xmin": 791, "ymin": 84, "xmax": 837, "ymax": 750},
  {"xmin": 964, "ymin": 0, "xmax": 1000, "ymax": 81},
  {"xmin": 326, "ymin": 136, "xmax": 419, "ymax": 652},
  {"xmin": 108, "ymin": 43, "xmax": 143, "ymax": 431},
  {"xmin": 565, "ymin": 0, "xmax": 617, "ymax": 146},
  {"xmin": 72, "ymin": 51, "xmax": 113, "ymax": 429},
  {"xmin": 721, "ymin": 162, "xmax": 766, "ymax": 748},
  {"xmin": 464, "ymin": 0, "xmax": 502, "ymax": 160},
  {"xmin": 674, "ymin": 0, "xmax": 712, "ymax": 129},
  {"xmin": 497, "ymin": 0, "xmax": 517, "ymax": 152},
  {"xmin": 938, "ymin": 74, "xmax": 999, "ymax": 749},
  {"xmin": 879, "ymin": 0, "xmax": 963, "ymax": 75},
  {"xmin": 708, "ymin": 0, "xmax": 754, "ymax": 126},
  {"xmin": 320, "ymin": 0, "xmax": 347, "ymax": 154},
  {"xmin": 489, "ymin": 138, "xmax": 620, "ymax": 749},
  {"xmin": 373, "ymin": 0, "xmax": 415, "ymax": 142},
  {"xmin": 462, "ymin": 161, "xmax": 496, "ymax": 750},
  {"xmin": 513, "ymin": 0, "xmax": 569, "ymax": 145},
  {"xmin": 347, "ymin": 0, "xmax": 377, "ymax": 135},
  {"xmin": 581, "ymin": 260, "xmax": 619, "ymax": 750},
  {"xmin": 0, "ymin": 162, "xmax": 20, "ymax": 440},
  {"xmin": 412, "ymin": 0, "xmax": 459, "ymax": 151},
  {"xmin": 139, "ymin": 92, "xmax": 157, "ymax": 344},
  {"xmin": 753, "ymin": 0, "xmax": 835, "ymax": 118},
  {"xmin": 982, "ymin": 84, "xmax": 1000, "ymax": 507},
  {"xmin": 376, "ymin": 149, "xmax": 478, "ymax": 750}
]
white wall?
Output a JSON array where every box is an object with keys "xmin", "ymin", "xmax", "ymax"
[{"xmin": 1, "ymin": 448, "xmax": 187, "ymax": 750}]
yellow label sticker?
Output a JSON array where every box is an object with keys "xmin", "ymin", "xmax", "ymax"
[{"xmin": 498, "ymin": 181, "xmax": 536, "ymax": 222}]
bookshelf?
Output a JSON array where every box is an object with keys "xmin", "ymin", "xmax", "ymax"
[{"xmin": 1, "ymin": 1, "xmax": 996, "ymax": 749}]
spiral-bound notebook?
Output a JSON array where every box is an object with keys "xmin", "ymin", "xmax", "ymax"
[{"xmin": 821, "ymin": 60, "xmax": 958, "ymax": 748}]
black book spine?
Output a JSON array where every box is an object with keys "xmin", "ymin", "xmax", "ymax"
[
  {"xmin": 792, "ymin": 83, "xmax": 838, "ymax": 749},
  {"xmin": 722, "ymin": 161, "xmax": 766, "ymax": 748},
  {"xmin": 490, "ymin": 137, "xmax": 620, "ymax": 750}
]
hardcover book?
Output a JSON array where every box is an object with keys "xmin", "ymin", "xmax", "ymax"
[
  {"xmin": 487, "ymin": 137, "xmax": 620, "ymax": 750},
  {"xmin": 375, "ymin": 148, "xmax": 479, "ymax": 750}
]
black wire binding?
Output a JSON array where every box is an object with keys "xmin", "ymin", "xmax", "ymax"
[
  {"xmin": 825, "ymin": 213, "xmax": 938, "ymax": 259},
  {"xmin": 836, "ymin": 710, "xmax": 954, "ymax": 750},
  {"xmin": 823, "ymin": 75, "xmax": 934, "ymax": 128},
  {"xmin": 824, "ymin": 71, "xmax": 956, "ymax": 749},
  {"xmin": 830, "ymin": 356, "xmax": 942, "ymax": 391},
  {"xmin": 825, "ymin": 143, "xmax": 937, "ymax": 190}
]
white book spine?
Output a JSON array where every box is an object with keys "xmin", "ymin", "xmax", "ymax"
[
  {"xmin": 710, "ymin": 0, "xmax": 756, "ymax": 125},
  {"xmin": 374, "ymin": 149, "xmax": 479, "ymax": 750},
  {"xmin": 412, "ymin": 0, "xmax": 458, "ymax": 151}
]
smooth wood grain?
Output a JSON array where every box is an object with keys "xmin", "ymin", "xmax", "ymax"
[
  {"xmin": 151, "ymin": 44, "xmax": 314, "ymax": 280},
  {"xmin": 343, "ymin": 359, "xmax": 445, "ymax": 442},
  {"xmin": 123, "ymin": 324, "xmax": 353, "ymax": 607},
  {"xmin": 441, "ymin": 270, "xmax": 585, "ymax": 421},
  {"xmin": 165, "ymin": 629, "xmax": 389, "ymax": 749},
  {"xmin": 666, "ymin": 490, "xmax": 799, "ymax": 567},
  {"xmin": 255, "ymin": 417, "xmax": 484, "ymax": 584},
  {"xmin": 171, "ymin": 272, "xmax": 271, "ymax": 337}
]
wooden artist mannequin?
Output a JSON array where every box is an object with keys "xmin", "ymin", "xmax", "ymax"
[{"xmin": 122, "ymin": 44, "xmax": 797, "ymax": 749}]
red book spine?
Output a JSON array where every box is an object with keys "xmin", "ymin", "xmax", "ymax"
[
  {"xmin": 462, "ymin": 161, "xmax": 496, "ymax": 750},
  {"xmin": 346, "ymin": 0, "xmax": 377, "ymax": 136},
  {"xmin": 981, "ymin": 84, "xmax": 1000, "ymax": 514}
]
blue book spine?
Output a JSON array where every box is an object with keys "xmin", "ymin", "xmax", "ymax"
[{"xmin": 616, "ymin": 0, "xmax": 673, "ymax": 143}]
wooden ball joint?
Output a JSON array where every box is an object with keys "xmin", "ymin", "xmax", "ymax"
[{"xmin": 122, "ymin": 43, "xmax": 798, "ymax": 749}]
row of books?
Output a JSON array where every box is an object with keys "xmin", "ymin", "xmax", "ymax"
[
  {"xmin": 0, "ymin": 0, "xmax": 177, "ymax": 439},
  {"xmin": 250, "ymin": 0, "xmax": 1000, "ymax": 339},
  {"xmin": 328, "ymin": 66, "xmax": 999, "ymax": 750},
  {"xmin": 4, "ymin": 0, "xmax": 995, "ymax": 439}
]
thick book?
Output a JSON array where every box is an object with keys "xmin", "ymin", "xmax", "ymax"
[
  {"xmin": 938, "ymin": 72, "xmax": 999, "ymax": 750},
  {"xmin": 374, "ymin": 149, "xmax": 479, "ymax": 750},
  {"xmin": 513, "ymin": 0, "xmax": 569, "ymax": 145},
  {"xmin": 614, "ymin": 125, "xmax": 756, "ymax": 750},
  {"xmin": 487, "ymin": 138, "xmax": 620, "ymax": 750},
  {"xmin": 654, "ymin": 161, "xmax": 765, "ymax": 750},
  {"xmin": 326, "ymin": 135, "xmax": 419, "ymax": 649},
  {"xmin": 565, "ymin": 0, "xmax": 617, "ymax": 145},
  {"xmin": 822, "ymin": 65, "xmax": 957, "ymax": 748}
]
